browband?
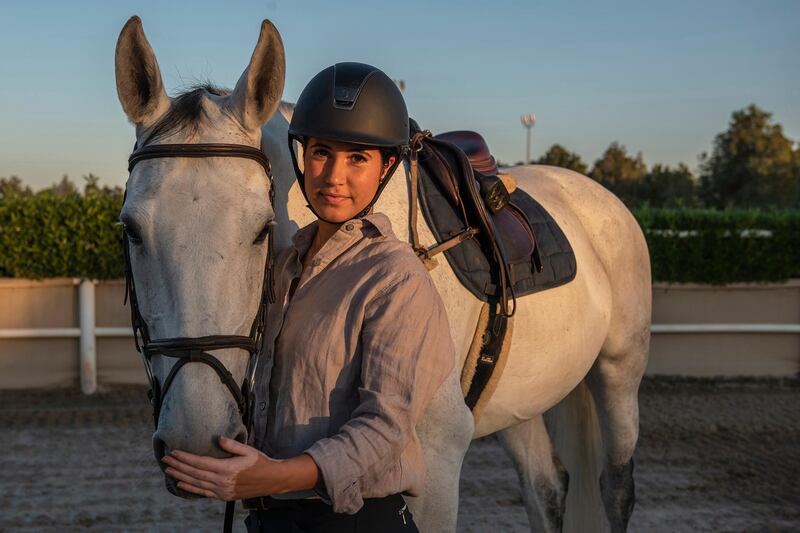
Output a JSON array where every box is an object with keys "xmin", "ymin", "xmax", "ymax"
[{"xmin": 128, "ymin": 143, "xmax": 272, "ymax": 174}]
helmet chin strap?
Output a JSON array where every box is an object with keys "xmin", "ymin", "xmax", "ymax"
[{"xmin": 288, "ymin": 135, "xmax": 406, "ymax": 225}]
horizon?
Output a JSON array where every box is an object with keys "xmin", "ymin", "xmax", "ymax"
[{"xmin": 1, "ymin": 1, "xmax": 798, "ymax": 190}]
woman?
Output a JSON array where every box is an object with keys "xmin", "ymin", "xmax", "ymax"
[{"xmin": 161, "ymin": 62, "xmax": 456, "ymax": 532}]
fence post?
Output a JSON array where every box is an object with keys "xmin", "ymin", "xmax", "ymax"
[{"xmin": 79, "ymin": 279, "xmax": 97, "ymax": 394}]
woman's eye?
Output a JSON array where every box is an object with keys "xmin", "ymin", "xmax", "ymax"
[
  {"xmin": 350, "ymin": 154, "xmax": 367, "ymax": 164},
  {"xmin": 311, "ymin": 148, "xmax": 329, "ymax": 158}
]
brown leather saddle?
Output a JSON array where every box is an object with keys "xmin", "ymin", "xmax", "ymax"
[
  {"xmin": 408, "ymin": 120, "xmax": 576, "ymax": 316},
  {"xmin": 433, "ymin": 130, "xmax": 539, "ymax": 268}
]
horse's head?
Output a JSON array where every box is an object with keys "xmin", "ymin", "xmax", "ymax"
[{"xmin": 114, "ymin": 16, "xmax": 285, "ymax": 497}]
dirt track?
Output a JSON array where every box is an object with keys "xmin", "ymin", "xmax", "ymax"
[{"xmin": 1, "ymin": 378, "xmax": 798, "ymax": 532}]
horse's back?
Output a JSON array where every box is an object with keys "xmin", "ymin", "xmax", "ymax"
[
  {"xmin": 506, "ymin": 164, "xmax": 650, "ymax": 298},
  {"xmin": 508, "ymin": 163, "xmax": 652, "ymax": 338}
]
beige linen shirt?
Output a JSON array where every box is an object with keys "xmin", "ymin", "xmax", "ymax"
[{"xmin": 252, "ymin": 211, "xmax": 455, "ymax": 514}]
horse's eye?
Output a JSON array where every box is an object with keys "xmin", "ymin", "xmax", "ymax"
[
  {"xmin": 120, "ymin": 221, "xmax": 143, "ymax": 244},
  {"xmin": 253, "ymin": 222, "xmax": 272, "ymax": 245}
]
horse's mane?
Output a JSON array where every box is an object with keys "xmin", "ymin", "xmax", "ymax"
[
  {"xmin": 140, "ymin": 84, "xmax": 230, "ymax": 147},
  {"xmin": 140, "ymin": 83, "xmax": 295, "ymax": 147}
]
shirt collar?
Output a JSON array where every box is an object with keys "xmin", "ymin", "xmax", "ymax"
[
  {"xmin": 287, "ymin": 212, "xmax": 395, "ymax": 278},
  {"xmin": 290, "ymin": 212, "xmax": 394, "ymax": 250},
  {"xmin": 290, "ymin": 220, "xmax": 318, "ymax": 255},
  {"xmin": 359, "ymin": 211, "xmax": 393, "ymax": 238}
]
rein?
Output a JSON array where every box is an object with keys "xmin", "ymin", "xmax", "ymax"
[{"xmin": 123, "ymin": 142, "xmax": 276, "ymax": 533}]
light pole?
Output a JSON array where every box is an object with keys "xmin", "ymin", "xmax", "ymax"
[{"xmin": 520, "ymin": 113, "xmax": 536, "ymax": 164}]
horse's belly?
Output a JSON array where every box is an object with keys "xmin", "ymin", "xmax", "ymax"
[{"xmin": 472, "ymin": 239, "xmax": 611, "ymax": 438}]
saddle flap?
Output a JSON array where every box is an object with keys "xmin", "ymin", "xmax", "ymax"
[
  {"xmin": 409, "ymin": 119, "xmax": 577, "ymax": 316},
  {"xmin": 418, "ymin": 143, "xmax": 462, "ymax": 207},
  {"xmin": 492, "ymin": 205, "xmax": 535, "ymax": 264}
]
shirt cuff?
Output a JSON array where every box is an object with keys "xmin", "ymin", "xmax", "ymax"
[{"xmin": 304, "ymin": 440, "xmax": 364, "ymax": 514}]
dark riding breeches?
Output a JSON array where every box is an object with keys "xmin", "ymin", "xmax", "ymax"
[{"xmin": 244, "ymin": 493, "xmax": 419, "ymax": 533}]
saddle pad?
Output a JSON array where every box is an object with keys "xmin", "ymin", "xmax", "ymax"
[{"xmin": 416, "ymin": 166, "xmax": 577, "ymax": 301}]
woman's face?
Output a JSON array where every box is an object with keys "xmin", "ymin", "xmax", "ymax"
[{"xmin": 302, "ymin": 137, "xmax": 396, "ymax": 223}]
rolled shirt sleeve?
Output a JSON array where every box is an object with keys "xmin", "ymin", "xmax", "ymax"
[{"xmin": 304, "ymin": 271, "xmax": 455, "ymax": 513}]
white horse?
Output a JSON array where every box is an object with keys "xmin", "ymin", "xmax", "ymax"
[{"xmin": 115, "ymin": 17, "xmax": 651, "ymax": 533}]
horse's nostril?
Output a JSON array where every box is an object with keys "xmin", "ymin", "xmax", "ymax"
[{"xmin": 233, "ymin": 428, "xmax": 247, "ymax": 444}]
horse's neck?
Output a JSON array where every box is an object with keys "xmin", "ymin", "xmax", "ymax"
[
  {"xmin": 373, "ymin": 163, "xmax": 415, "ymax": 243},
  {"xmin": 260, "ymin": 110, "xmax": 309, "ymax": 251}
]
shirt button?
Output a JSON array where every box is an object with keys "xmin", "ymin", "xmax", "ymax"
[
  {"xmin": 258, "ymin": 402, "xmax": 266, "ymax": 411},
  {"xmin": 345, "ymin": 223, "xmax": 354, "ymax": 231}
]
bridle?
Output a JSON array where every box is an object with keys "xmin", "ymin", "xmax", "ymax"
[
  {"xmin": 122, "ymin": 142, "xmax": 276, "ymax": 533},
  {"xmin": 123, "ymin": 142, "xmax": 276, "ymax": 532},
  {"xmin": 124, "ymin": 142, "xmax": 276, "ymax": 431}
]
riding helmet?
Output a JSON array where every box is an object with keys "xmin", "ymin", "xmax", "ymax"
[{"xmin": 287, "ymin": 62, "xmax": 409, "ymax": 222}]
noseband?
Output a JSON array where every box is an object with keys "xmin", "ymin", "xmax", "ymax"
[{"xmin": 122, "ymin": 143, "xmax": 276, "ymax": 438}]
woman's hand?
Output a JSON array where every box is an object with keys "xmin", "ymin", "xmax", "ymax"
[
  {"xmin": 162, "ymin": 436, "xmax": 277, "ymax": 501},
  {"xmin": 161, "ymin": 436, "xmax": 321, "ymax": 501}
]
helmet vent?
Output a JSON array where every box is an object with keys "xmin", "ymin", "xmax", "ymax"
[{"xmin": 332, "ymin": 63, "xmax": 377, "ymax": 110}]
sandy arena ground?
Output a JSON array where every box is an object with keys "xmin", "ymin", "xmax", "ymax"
[{"xmin": 1, "ymin": 377, "xmax": 798, "ymax": 532}]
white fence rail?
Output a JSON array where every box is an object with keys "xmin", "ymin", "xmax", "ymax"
[
  {"xmin": 1, "ymin": 279, "xmax": 799, "ymax": 393},
  {"xmin": 0, "ymin": 279, "xmax": 134, "ymax": 394}
]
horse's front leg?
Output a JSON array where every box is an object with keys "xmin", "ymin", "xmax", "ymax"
[{"xmin": 407, "ymin": 370, "xmax": 474, "ymax": 532}]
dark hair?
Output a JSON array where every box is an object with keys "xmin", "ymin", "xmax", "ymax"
[
  {"xmin": 299, "ymin": 137, "xmax": 399, "ymax": 168},
  {"xmin": 379, "ymin": 148, "xmax": 398, "ymax": 167}
]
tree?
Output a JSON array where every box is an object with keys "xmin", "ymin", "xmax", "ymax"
[
  {"xmin": 699, "ymin": 104, "xmax": 799, "ymax": 208},
  {"xmin": 640, "ymin": 163, "xmax": 699, "ymax": 207},
  {"xmin": 590, "ymin": 142, "xmax": 648, "ymax": 206},
  {"xmin": 38, "ymin": 175, "xmax": 78, "ymax": 197},
  {"xmin": 0, "ymin": 176, "xmax": 32, "ymax": 200},
  {"xmin": 537, "ymin": 144, "xmax": 588, "ymax": 174}
]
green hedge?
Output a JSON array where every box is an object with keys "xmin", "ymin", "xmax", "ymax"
[
  {"xmin": 1, "ymin": 192, "xmax": 799, "ymax": 284},
  {"xmin": 632, "ymin": 206, "xmax": 800, "ymax": 284},
  {"xmin": 0, "ymin": 190, "xmax": 124, "ymax": 279}
]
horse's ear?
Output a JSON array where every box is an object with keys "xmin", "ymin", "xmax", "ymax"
[
  {"xmin": 227, "ymin": 20, "xmax": 286, "ymax": 133},
  {"xmin": 115, "ymin": 16, "xmax": 170, "ymax": 127}
]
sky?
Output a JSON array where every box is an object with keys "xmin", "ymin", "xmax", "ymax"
[{"xmin": 0, "ymin": 0, "xmax": 798, "ymax": 190}]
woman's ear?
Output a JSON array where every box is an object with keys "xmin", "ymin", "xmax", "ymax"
[{"xmin": 381, "ymin": 155, "xmax": 398, "ymax": 180}]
